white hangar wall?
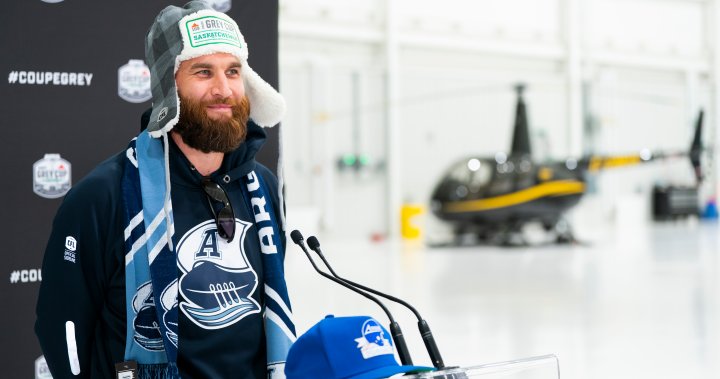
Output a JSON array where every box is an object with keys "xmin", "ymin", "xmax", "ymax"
[{"xmin": 278, "ymin": 0, "xmax": 719, "ymax": 238}]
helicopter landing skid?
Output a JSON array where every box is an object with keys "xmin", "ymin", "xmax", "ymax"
[{"xmin": 433, "ymin": 219, "xmax": 587, "ymax": 247}]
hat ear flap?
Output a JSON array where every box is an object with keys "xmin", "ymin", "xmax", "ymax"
[{"xmin": 243, "ymin": 65, "xmax": 286, "ymax": 127}]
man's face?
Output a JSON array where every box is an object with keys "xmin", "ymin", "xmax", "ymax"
[{"xmin": 174, "ymin": 52, "xmax": 250, "ymax": 153}]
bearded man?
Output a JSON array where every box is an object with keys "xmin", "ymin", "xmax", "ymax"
[{"xmin": 34, "ymin": 2, "xmax": 295, "ymax": 378}]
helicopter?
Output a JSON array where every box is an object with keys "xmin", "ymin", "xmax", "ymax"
[{"xmin": 430, "ymin": 84, "xmax": 704, "ymax": 245}]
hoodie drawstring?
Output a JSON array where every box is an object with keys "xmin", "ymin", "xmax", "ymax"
[{"xmin": 162, "ymin": 131, "xmax": 175, "ymax": 252}]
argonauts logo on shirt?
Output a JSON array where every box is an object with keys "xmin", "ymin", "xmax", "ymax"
[{"xmin": 177, "ymin": 219, "xmax": 260, "ymax": 329}]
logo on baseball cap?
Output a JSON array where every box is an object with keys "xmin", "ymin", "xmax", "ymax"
[{"xmin": 285, "ymin": 315, "xmax": 434, "ymax": 379}]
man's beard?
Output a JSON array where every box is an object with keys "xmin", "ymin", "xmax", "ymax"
[{"xmin": 174, "ymin": 94, "xmax": 250, "ymax": 153}]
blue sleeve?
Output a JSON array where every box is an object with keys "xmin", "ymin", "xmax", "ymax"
[{"xmin": 35, "ymin": 161, "xmax": 123, "ymax": 378}]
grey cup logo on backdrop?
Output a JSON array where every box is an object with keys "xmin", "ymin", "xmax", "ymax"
[
  {"xmin": 203, "ymin": 0, "xmax": 231, "ymax": 12},
  {"xmin": 118, "ymin": 60, "xmax": 152, "ymax": 103},
  {"xmin": 33, "ymin": 154, "xmax": 71, "ymax": 199}
]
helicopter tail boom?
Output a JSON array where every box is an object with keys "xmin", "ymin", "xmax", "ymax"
[{"xmin": 582, "ymin": 109, "xmax": 704, "ymax": 184}]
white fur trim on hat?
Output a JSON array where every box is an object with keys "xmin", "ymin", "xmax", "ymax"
[{"xmin": 242, "ymin": 65, "xmax": 286, "ymax": 127}]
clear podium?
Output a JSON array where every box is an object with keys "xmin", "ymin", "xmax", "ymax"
[{"xmin": 401, "ymin": 354, "xmax": 560, "ymax": 379}]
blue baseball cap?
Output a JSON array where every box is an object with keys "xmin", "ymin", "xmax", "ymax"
[{"xmin": 285, "ymin": 315, "xmax": 434, "ymax": 379}]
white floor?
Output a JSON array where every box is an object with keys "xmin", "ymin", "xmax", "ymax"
[{"xmin": 284, "ymin": 215, "xmax": 720, "ymax": 378}]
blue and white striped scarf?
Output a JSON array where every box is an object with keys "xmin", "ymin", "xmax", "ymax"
[{"xmin": 121, "ymin": 131, "xmax": 296, "ymax": 378}]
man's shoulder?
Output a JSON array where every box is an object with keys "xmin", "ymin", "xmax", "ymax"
[
  {"xmin": 50, "ymin": 151, "xmax": 127, "ymax": 239},
  {"xmin": 63, "ymin": 151, "xmax": 126, "ymax": 206}
]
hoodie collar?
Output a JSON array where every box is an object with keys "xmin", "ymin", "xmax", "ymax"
[{"xmin": 168, "ymin": 121, "xmax": 267, "ymax": 187}]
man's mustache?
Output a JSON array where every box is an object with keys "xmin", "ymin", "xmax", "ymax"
[{"xmin": 203, "ymin": 98, "xmax": 237, "ymax": 106}]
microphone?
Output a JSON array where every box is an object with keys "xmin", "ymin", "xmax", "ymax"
[
  {"xmin": 289, "ymin": 230, "xmax": 414, "ymax": 366},
  {"xmin": 306, "ymin": 235, "xmax": 446, "ymax": 369}
]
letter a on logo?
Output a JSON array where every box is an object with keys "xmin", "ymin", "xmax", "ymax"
[{"xmin": 195, "ymin": 230, "xmax": 221, "ymax": 259}]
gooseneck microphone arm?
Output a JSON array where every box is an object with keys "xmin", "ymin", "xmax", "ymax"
[
  {"xmin": 306, "ymin": 237, "xmax": 422, "ymax": 318},
  {"xmin": 289, "ymin": 230, "xmax": 414, "ymax": 366},
  {"xmin": 306, "ymin": 235, "xmax": 446, "ymax": 369}
]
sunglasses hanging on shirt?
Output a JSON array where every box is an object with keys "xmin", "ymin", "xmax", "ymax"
[{"xmin": 202, "ymin": 179, "xmax": 236, "ymax": 242}]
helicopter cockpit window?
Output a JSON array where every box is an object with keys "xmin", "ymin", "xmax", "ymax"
[
  {"xmin": 468, "ymin": 160, "xmax": 492, "ymax": 193},
  {"xmin": 447, "ymin": 161, "xmax": 471, "ymax": 183},
  {"xmin": 446, "ymin": 158, "xmax": 492, "ymax": 195}
]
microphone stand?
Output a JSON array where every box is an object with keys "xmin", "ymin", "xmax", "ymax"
[
  {"xmin": 290, "ymin": 230, "xmax": 414, "ymax": 366},
  {"xmin": 306, "ymin": 235, "xmax": 446, "ymax": 369}
]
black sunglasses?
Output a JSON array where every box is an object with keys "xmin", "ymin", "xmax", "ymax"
[{"xmin": 202, "ymin": 180, "xmax": 236, "ymax": 242}]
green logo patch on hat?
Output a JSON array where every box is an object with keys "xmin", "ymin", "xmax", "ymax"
[{"xmin": 184, "ymin": 15, "xmax": 242, "ymax": 48}]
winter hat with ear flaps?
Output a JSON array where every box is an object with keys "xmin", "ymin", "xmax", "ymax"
[{"xmin": 144, "ymin": 1, "xmax": 285, "ymax": 138}]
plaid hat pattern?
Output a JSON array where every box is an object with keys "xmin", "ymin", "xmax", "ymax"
[
  {"xmin": 285, "ymin": 315, "xmax": 434, "ymax": 379},
  {"xmin": 144, "ymin": 1, "xmax": 285, "ymax": 137}
]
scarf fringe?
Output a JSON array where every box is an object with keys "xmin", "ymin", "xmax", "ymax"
[{"xmin": 137, "ymin": 363, "xmax": 179, "ymax": 379}]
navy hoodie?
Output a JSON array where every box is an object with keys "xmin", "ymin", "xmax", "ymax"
[{"xmin": 35, "ymin": 123, "xmax": 285, "ymax": 379}]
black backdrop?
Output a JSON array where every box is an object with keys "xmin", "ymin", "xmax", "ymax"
[{"xmin": 0, "ymin": 1, "xmax": 279, "ymax": 377}]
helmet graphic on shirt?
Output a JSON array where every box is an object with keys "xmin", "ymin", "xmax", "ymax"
[
  {"xmin": 177, "ymin": 219, "xmax": 260, "ymax": 329},
  {"xmin": 132, "ymin": 281, "xmax": 165, "ymax": 351}
]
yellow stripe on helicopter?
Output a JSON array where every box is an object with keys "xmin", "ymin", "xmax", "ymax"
[
  {"xmin": 444, "ymin": 180, "xmax": 585, "ymax": 213},
  {"xmin": 588, "ymin": 155, "xmax": 642, "ymax": 172}
]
